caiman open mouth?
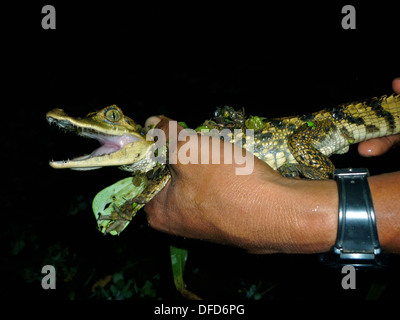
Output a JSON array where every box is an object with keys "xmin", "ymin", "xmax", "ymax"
[
  {"xmin": 51, "ymin": 132, "xmax": 141, "ymax": 169},
  {"xmin": 46, "ymin": 109, "xmax": 152, "ymax": 170}
]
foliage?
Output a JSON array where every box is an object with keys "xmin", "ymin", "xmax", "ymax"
[{"xmin": 92, "ymin": 271, "xmax": 159, "ymax": 300}]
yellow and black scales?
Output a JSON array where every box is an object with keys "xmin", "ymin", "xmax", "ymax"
[
  {"xmin": 47, "ymin": 94, "xmax": 400, "ymax": 232},
  {"xmin": 205, "ymin": 94, "xmax": 400, "ymax": 179}
]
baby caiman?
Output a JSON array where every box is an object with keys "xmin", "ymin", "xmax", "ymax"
[{"xmin": 47, "ymin": 94, "xmax": 400, "ymax": 233}]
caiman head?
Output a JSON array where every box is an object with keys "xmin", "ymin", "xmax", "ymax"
[{"xmin": 46, "ymin": 105, "xmax": 156, "ymax": 172}]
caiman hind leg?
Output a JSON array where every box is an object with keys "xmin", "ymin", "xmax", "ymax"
[{"xmin": 280, "ymin": 120, "xmax": 336, "ymax": 180}]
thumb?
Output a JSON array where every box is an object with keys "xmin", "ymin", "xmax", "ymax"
[{"xmin": 358, "ymin": 135, "xmax": 400, "ymax": 157}]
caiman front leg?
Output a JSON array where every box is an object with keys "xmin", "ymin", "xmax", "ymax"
[
  {"xmin": 280, "ymin": 120, "xmax": 336, "ymax": 180},
  {"xmin": 131, "ymin": 165, "xmax": 171, "ymax": 205},
  {"xmin": 97, "ymin": 167, "xmax": 171, "ymax": 234},
  {"xmin": 95, "ymin": 166, "xmax": 200, "ymax": 299},
  {"xmin": 139, "ymin": 166, "xmax": 202, "ymax": 299}
]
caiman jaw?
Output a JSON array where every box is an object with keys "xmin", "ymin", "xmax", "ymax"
[{"xmin": 46, "ymin": 107, "xmax": 154, "ymax": 170}]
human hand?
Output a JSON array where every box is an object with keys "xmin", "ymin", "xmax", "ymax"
[
  {"xmin": 143, "ymin": 78, "xmax": 400, "ymax": 254},
  {"xmin": 358, "ymin": 78, "xmax": 400, "ymax": 156},
  {"xmin": 143, "ymin": 116, "xmax": 338, "ymax": 254}
]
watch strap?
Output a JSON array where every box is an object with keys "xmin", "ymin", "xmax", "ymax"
[{"xmin": 319, "ymin": 168, "xmax": 387, "ymax": 269}]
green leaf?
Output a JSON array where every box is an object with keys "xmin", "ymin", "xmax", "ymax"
[
  {"xmin": 170, "ymin": 246, "xmax": 188, "ymax": 292},
  {"xmin": 92, "ymin": 176, "xmax": 147, "ymax": 235},
  {"xmin": 178, "ymin": 121, "xmax": 189, "ymax": 129},
  {"xmin": 169, "ymin": 246, "xmax": 201, "ymax": 299},
  {"xmin": 112, "ymin": 272, "xmax": 124, "ymax": 283},
  {"xmin": 366, "ymin": 282, "xmax": 387, "ymax": 300},
  {"xmin": 194, "ymin": 125, "xmax": 210, "ymax": 133},
  {"xmin": 245, "ymin": 116, "xmax": 265, "ymax": 130}
]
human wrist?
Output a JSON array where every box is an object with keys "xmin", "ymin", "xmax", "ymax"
[
  {"xmin": 240, "ymin": 175, "xmax": 339, "ymax": 254},
  {"xmin": 369, "ymin": 172, "xmax": 400, "ymax": 254},
  {"xmin": 285, "ymin": 178, "xmax": 339, "ymax": 253},
  {"xmin": 278, "ymin": 171, "xmax": 400, "ymax": 255}
]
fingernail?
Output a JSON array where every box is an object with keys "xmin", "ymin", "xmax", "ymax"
[{"xmin": 145, "ymin": 116, "xmax": 162, "ymax": 130}]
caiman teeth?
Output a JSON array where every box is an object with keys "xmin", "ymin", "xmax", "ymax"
[
  {"xmin": 49, "ymin": 133, "xmax": 141, "ymax": 168},
  {"xmin": 47, "ymin": 107, "xmax": 154, "ymax": 170},
  {"xmin": 49, "ymin": 154, "xmax": 102, "ymax": 171},
  {"xmin": 49, "ymin": 140, "xmax": 154, "ymax": 170}
]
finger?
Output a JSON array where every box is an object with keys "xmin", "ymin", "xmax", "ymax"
[
  {"xmin": 145, "ymin": 116, "xmax": 162, "ymax": 131},
  {"xmin": 145, "ymin": 115, "xmax": 182, "ymax": 142},
  {"xmin": 358, "ymin": 135, "xmax": 400, "ymax": 157},
  {"xmin": 145, "ymin": 116, "xmax": 188, "ymax": 178},
  {"xmin": 392, "ymin": 78, "xmax": 400, "ymax": 94},
  {"xmin": 152, "ymin": 116, "xmax": 186, "ymax": 139},
  {"xmin": 359, "ymin": 79, "xmax": 400, "ymax": 156}
]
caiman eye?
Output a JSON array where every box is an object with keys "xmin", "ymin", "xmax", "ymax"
[{"xmin": 104, "ymin": 107, "xmax": 122, "ymax": 122}]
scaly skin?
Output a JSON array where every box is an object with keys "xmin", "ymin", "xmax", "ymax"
[
  {"xmin": 47, "ymin": 94, "xmax": 400, "ymax": 227},
  {"xmin": 206, "ymin": 94, "xmax": 400, "ymax": 179},
  {"xmin": 46, "ymin": 106, "xmax": 156, "ymax": 171}
]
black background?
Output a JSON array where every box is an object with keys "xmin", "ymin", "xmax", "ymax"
[{"xmin": 1, "ymin": 2, "xmax": 399, "ymax": 301}]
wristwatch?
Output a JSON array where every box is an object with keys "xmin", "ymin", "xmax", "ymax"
[{"xmin": 319, "ymin": 168, "xmax": 387, "ymax": 269}]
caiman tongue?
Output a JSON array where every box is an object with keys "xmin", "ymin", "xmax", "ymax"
[
  {"xmin": 49, "ymin": 134, "xmax": 143, "ymax": 171},
  {"xmin": 47, "ymin": 109, "xmax": 154, "ymax": 170},
  {"xmin": 84, "ymin": 132, "xmax": 137, "ymax": 157}
]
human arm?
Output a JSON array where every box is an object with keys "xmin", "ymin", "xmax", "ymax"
[
  {"xmin": 144, "ymin": 128, "xmax": 339, "ymax": 254},
  {"xmin": 145, "ymin": 120, "xmax": 400, "ymax": 254},
  {"xmin": 144, "ymin": 80, "xmax": 400, "ymax": 255}
]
